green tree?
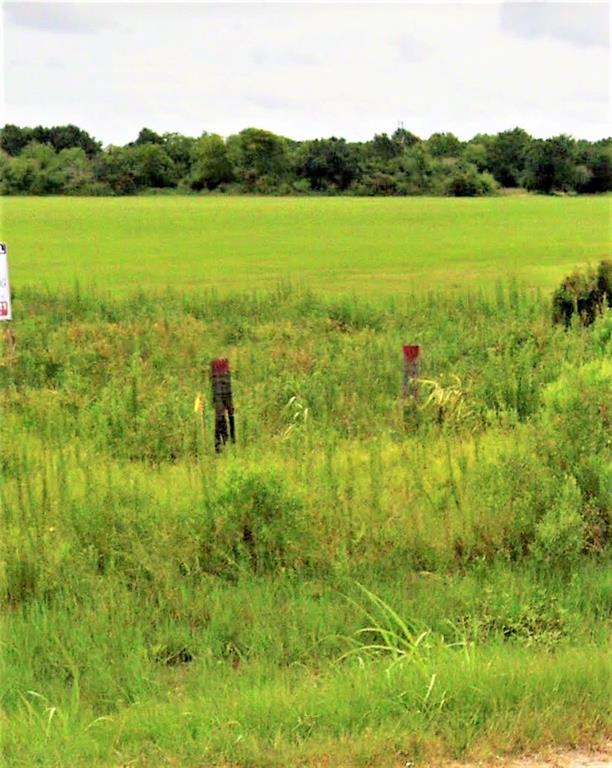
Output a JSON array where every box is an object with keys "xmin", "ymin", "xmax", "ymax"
[
  {"xmin": 487, "ymin": 128, "xmax": 531, "ymax": 187},
  {"xmin": 464, "ymin": 134, "xmax": 494, "ymax": 173},
  {"xmin": 190, "ymin": 134, "xmax": 233, "ymax": 190},
  {"xmin": 133, "ymin": 127, "xmax": 164, "ymax": 146},
  {"xmin": 30, "ymin": 124, "xmax": 101, "ymax": 156},
  {"xmin": 427, "ymin": 132, "xmax": 462, "ymax": 158},
  {"xmin": 1, "ymin": 121, "xmax": 609, "ymax": 197},
  {"xmin": 132, "ymin": 144, "xmax": 178, "ymax": 188},
  {"xmin": 94, "ymin": 146, "xmax": 139, "ymax": 194},
  {"xmin": 0, "ymin": 124, "xmax": 33, "ymax": 156},
  {"xmin": 575, "ymin": 140, "xmax": 612, "ymax": 193},
  {"xmin": 369, "ymin": 133, "xmax": 400, "ymax": 161},
  {"xmin": 392, "ymin": 127, "xmax": 421, "ymax": 149},
  {"xmin": 296, "ymin": 138, "xmax": 358, "ymax": 191},
  {"xmin": 162, "ymin": 133, "xmax": 197, "ymax": 180},
  {"xmin": 0, "ymin": 152, "xmax": 36, "ymax": 193},
  {"xmin": 523, "ymin": 135, "xmax": 578, "ymax": 193},
  {"xmin": 444, "ymin": 162, "xmax": 498, "ymax": 196},
  {"xmin": 54, "ymin": 147, "xmax": 95, "ymax": 194},
  {"xmin": 227, "ymin": 128, "xmax": 289, "ymax": 190},
  {"xmin": 397, "ymin": 143, "xmax": 434, "ymax": 194},
  {"xmin": 0, "ymin": 151, "xmax": 11, "ymax": 192},
  {"xmin": 17, "ymin": 142, "xmax": 65, "ymax": 194},
  {"xmin": 49, "ymin": 125, "xmax": 101, "ymax": 156}
]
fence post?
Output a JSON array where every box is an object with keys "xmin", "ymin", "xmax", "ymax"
[
  {"xmin": 402, "ymin": 344, "xmax": 421, "ymax": 400},
  {"xmin": 211, "ymin": 358, "xmax": 235, "ymax": 453}
]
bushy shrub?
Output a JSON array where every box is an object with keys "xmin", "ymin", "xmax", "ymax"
[
  {"xmin": 592, "ymin": 310, "xmax": 612, "ymax": 356},
  {"xmin": 552, "ymin": 260, "xmax": 611, "ymax": 326},
  {"xmin": 203, "ymin": 465, "xmax": 308, "ymax": 575},
  {"xmin": 539, "ymin": 359, "xmax": 611, "ymax": 467},
  {"xmin": 538, "ymin": 359, "xmax": 611, "ymax": 546},
  {"xmin": 464, "ymin": 445, "xmax": 557, "ymax": 561},
  {"xmin": 532, "ymin": 475, "xmax": 585, "ymax": 570},
  {"xmin": 444, "ymin": 166, "xmax": 498, "ymax": 197},
  {"xmin": 469, "ymin": 587, "xmax": 574, "ymax": 646},
  {"xmin": 598, "ymin": 258, "xmax": 612, "ymax": 301}
]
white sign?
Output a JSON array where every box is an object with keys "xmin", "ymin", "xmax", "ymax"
[{"xmin": 0, "ymin": 243, "xmax": 12, "ymax": 321}]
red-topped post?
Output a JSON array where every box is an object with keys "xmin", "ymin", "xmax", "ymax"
[
  {"xmin": 211, "ymin": 358, "xmax": 235, "ymax": 452},
  {"xmin": 402, "ymin": 344, "xmax": 420, "ymax": 400}
]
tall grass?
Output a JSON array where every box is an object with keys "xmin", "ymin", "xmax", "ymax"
[{"xmin": 1, "ymin": 283, "xmax": 610, "ymax": 766}]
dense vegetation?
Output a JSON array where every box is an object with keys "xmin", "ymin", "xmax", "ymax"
[
  {"xmin": 552, "ymin": 260, "xmax": 612, "ymax": 327},
  {"xmin": 1, "ymin": 123, "xmax": 611, "ymax": 196},
  {"xmin": 2, "ymin": 280, "xmax": 611, "ymax": 766}
]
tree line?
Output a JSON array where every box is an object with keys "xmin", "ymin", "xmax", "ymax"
[{"xmin": 1, "ymin": 123, "xmax": 610, "ymax": 197}]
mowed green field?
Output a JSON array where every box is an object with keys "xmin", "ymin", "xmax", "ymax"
[{"xmin": 1, "ymin": 195, "xmax": 610, "ymax": 294}]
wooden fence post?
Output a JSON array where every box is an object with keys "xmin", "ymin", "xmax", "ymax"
[{"xmin": 211, "ymin": 358, "xmax": 235, "ymax": 453}]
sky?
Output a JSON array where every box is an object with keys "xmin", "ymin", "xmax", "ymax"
[{"xmin": 1, "ymin": 1, "xmax": 610, "ymax": 146}]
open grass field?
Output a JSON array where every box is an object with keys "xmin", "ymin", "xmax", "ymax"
[
  {"xmin": 1, "ymin": 195, "xmax": 611, "ymax": 294},
  {"xmin": 1, "ymin": 196, "xmax": 611, "ymax": 767}
]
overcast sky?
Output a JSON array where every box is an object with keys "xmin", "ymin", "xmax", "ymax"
[{"xmin": 2, "ymin": 1, "xmax": 610, "ymax": 146}]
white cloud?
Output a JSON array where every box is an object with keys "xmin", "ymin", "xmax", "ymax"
[
  {"xmin": 500, "ymin": 2, "xmax": 609, "ymax": 49},
  {"xmin": 4, "ymin": 2, "xmax": 115, "ymax": 34},
  {"xmin": 2, "ymin": 3, "xmax": 609, "ymax": 145}
]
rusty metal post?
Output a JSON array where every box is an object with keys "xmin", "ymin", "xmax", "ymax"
[{"xmin": 211, "ymin": 358, "xmax": 235, "ymax": 453}]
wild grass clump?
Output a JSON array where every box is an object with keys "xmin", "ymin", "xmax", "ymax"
[
  {"xmin": 460, "ymin": 441, "xmax": 558, "ymax": 562},
  {"xmin": 533, "ymin": 476, "xmax": 586, "ymax": 570},
  {"xmin": 202, "ymin": 464, "xmax": 310, "ymax": 575}
]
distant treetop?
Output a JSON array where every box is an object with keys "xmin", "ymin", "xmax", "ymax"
[{"xmin": 1, "ymin": 123, "xmax": 610, "ymax": 197}]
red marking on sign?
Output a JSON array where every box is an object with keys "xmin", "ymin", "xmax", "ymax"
[
  {"xmin": 0, "ymin": 302, "xmax": 8, "ymax": 317},
  {"xmin": 212, "ymin": 358, "xmax": 230, "ymax": 374},
  {"xmin": 403, "ymin": 344, "xmax": 420, "ymax": 362}
]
